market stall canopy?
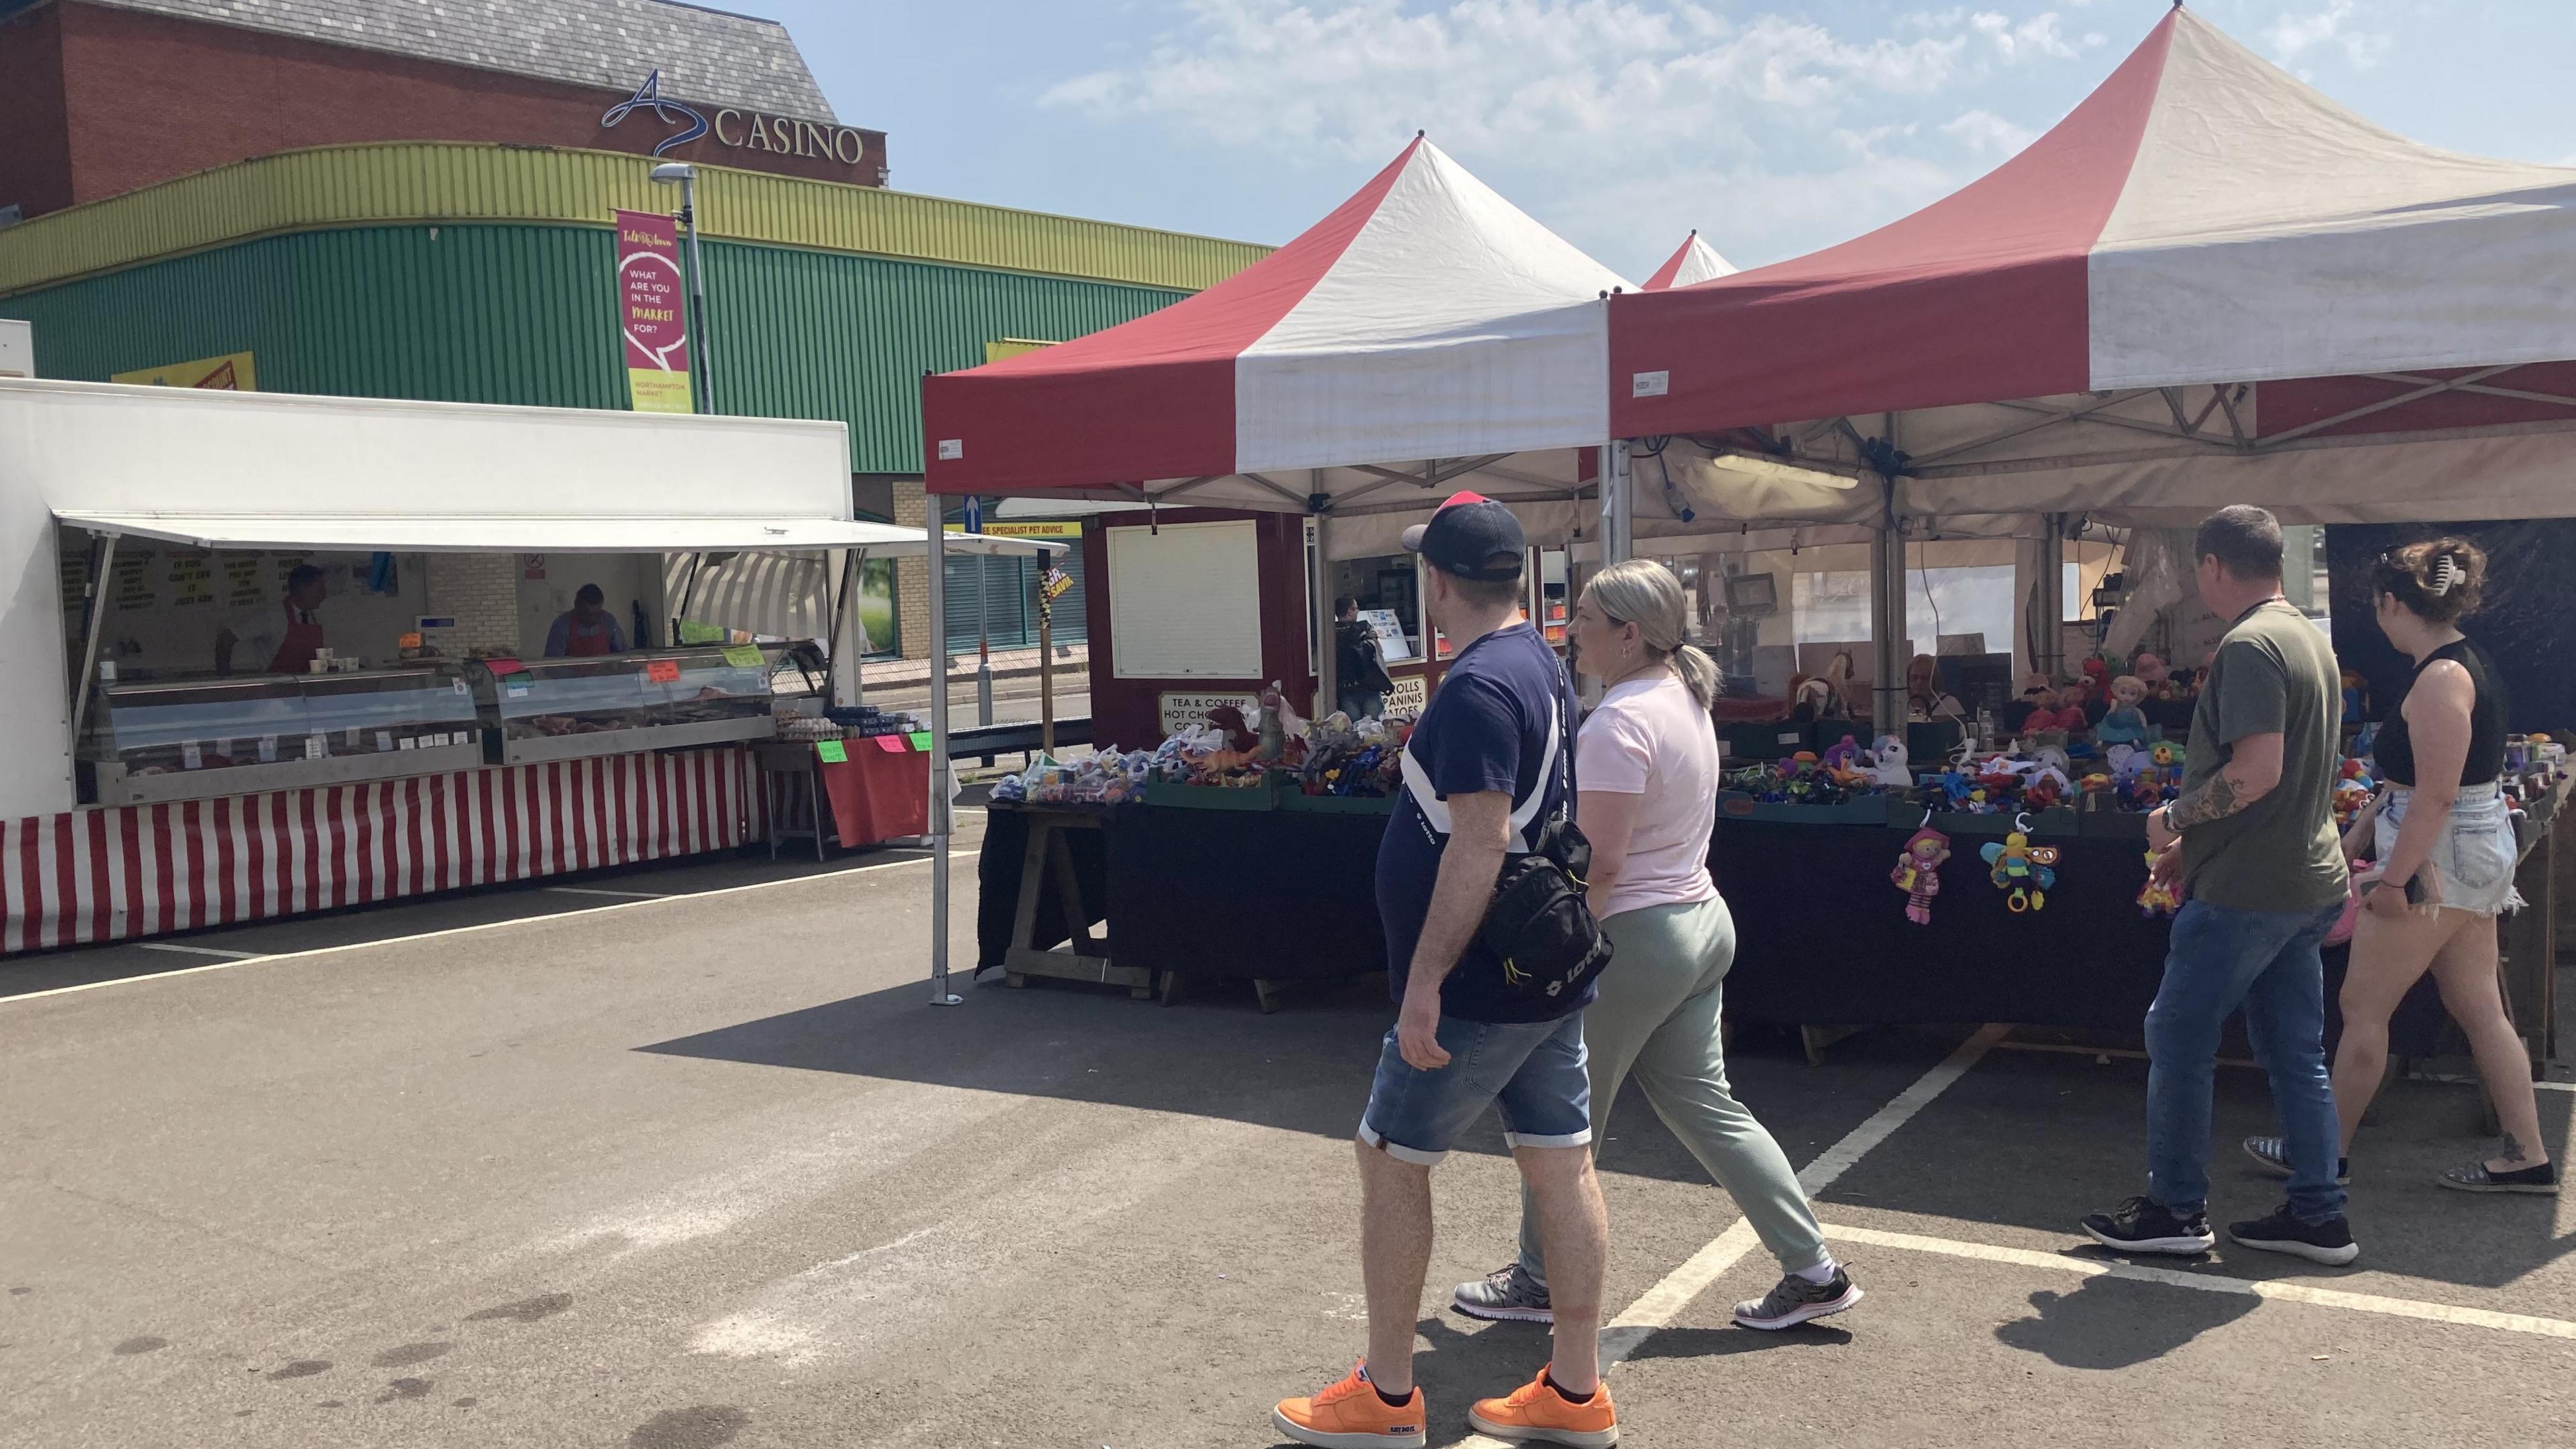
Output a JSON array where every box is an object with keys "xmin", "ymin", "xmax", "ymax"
[
  {"xmin": 1607, "ymin": 5, "xmax": 2576, "ymax": 527},
  {"xmin": 50, "ymin": 511, "xmax": 1061, "ymax": 557},
  {"xmin": 1641, "ymin": 231, "xmax": 1736, "ymax": 290},
  {"xmin": 920, "ymin": 136, "xmax": 1629, "ymax": 515}
]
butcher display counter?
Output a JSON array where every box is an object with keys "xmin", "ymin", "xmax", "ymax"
[
  {"xmin": 79, "ymin": 663, "xmax": 485, "ymax": 805},
  {"xmin": 465, "ymin": 643, "xmax": 811, "ymax": 766}
]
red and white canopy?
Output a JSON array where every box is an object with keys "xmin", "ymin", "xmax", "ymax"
[
  {"xmin": 922, "ymin": 138, "xmax": 1627, "ymax": 517},
  {"xmin": 1611, "ymin": 5, "xmax": 2576, "ymax": 527},
  {"xmin": 1641, "ymin": 231, "xmax": 1735, "ymax": 290}
]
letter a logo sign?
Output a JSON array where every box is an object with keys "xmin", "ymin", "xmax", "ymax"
[{"xmin": 602, "ymin": 69, "xmax": 708, "ymax": 157}]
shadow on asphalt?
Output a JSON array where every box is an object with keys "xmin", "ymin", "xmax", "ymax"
[
  {"xmin": 1992, "ymin": 1275, "xmax": 2258, "ymax": 1371},
  {"xmin": 641, "ymin": 970, "xmax": 1971, "ymax": 1186}
]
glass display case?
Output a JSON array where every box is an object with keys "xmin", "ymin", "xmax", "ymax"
[
  {"xmin": 467, "ymin": 643, "xmax": 810, "ymax": 765},
  {"xmin": 81, "ymin": 664, "xmax": 484, "ymax": 805}
]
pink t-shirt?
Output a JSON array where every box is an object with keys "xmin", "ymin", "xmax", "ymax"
[{"xmin": 1576, "ymin": 672, "xmax": 1719, "ymax": 919}]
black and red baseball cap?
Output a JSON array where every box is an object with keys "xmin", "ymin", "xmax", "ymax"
[{"xmin": 1402, "ymin": 492, "xmax": 1526, "ymax": 582}]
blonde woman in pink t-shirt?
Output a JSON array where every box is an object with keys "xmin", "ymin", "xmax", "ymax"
[{"xmin": 1452, "ymin": 559, "xmax": 1862, "ymax": 1332}]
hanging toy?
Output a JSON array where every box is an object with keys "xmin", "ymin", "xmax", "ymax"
[
  {"xmin": 2137, "ymin": 845, "xmax": 2182, "ymax": 917},
  {"xmin": 1890, "ymin": 826, "xmax": 1951, "ymax": 925},
  {"xmin": 1980, "ymin": 818, "xmax": 2061, "ymax": 912}
]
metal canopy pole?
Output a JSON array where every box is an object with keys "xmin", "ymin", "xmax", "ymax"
[
  {"xmin": 2037, "ymin": 513, "xmax": 2068, "ymax": 682},
  {"xmin": 927, "ymin": 501, "xmax": 958, "ymax": 1006},
  {"xmin": 66, "ymin": 532, "xmax": 117, "ymax": 762},
  {"xmin": 1309, "ymin": 494, "xmax": 1336, "ymax": 717},
  {"xmin": 1599, "ymin": 440, "xmax": 1634, "ymax": 567},
  {"xmin": 1869, "ymin": 505, "xmax": 1907, "ymax": 739}
]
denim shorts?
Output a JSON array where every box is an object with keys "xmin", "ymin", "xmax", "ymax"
[
  {"xmin": 1356, "ymin": 1012, "xmax": 1592, "ymax": 1166},
  {"xmin": 2377, "ymin": 781, "xmax": 2524, "ymax": 916}
]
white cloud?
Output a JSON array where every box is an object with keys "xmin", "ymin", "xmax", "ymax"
[
  {"xmin": 1038, "ymin": 1, "xmax": 2112, "ymax": 272},
  {"xmin": 1940, "ymin": 107, "xmax": 2037, "ymax": 156},
  {"xmin": 2269, "ymin": 2, "xmax": 2393, "ymax": 70}
]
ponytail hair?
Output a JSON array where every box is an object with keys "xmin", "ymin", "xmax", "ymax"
[
  {"xmin": 1580, "ymin": 559, "xmax": 1719, "ymax": 709},
  {"xmin": 2371, "ymin": 536, "xmax": 2487, "ymax": 625}
]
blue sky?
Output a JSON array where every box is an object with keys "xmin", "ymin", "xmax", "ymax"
[{"xmin": 759, "ymin": 1, "xmax": 2574, "ymax": 280}]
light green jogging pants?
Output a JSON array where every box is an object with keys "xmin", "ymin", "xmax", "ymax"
[{"xmin": 1518, "ymin": 894, "xmax": 1831, "ymax": 1283}]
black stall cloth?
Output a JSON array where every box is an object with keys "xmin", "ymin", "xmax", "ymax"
[
  {"xmin": 976, "ymin": 804, "xmax": 2456, "ymax": 1053},
  {"xmin": 976, "ymin": 803, "xmax": 1390, "ymax": 985}
]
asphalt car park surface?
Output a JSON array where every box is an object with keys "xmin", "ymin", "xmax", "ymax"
[{"xmin": 3, "ymin": 825, "xmax": 2570, "ymax": 1447}]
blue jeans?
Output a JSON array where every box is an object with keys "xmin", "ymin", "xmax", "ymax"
[
  {"xmin": 1357, "ymin": 1012, "xmax": 1591, "ymax": 1166},
  {"xmin": 2145, "ymin": 898, "xmax": 2349, "ymax": 1224}
]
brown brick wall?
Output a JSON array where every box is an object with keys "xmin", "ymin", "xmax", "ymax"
[
  {"xmin": 35, "ymin": 1, "xmax": 887, "ymax": 218},
  {"xmin": 0, "ymin": 5, "xmax": 74, "ymax": 219}
]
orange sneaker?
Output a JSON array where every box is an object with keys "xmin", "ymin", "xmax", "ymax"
[
  {"xmin": 1271, "ymin": 1361, "xmax": 1427, "ymax": 1448},
  {"xmin": 1467, "ymin": 1367, "xmax": 1618, "ymax": 1447}
]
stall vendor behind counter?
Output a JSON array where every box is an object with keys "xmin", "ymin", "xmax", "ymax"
[
  {"xmin": 545, "ymin": 584, "xmax": 628, "ymax": 657},
  {"xmin": 214, "ymin": 564, "xmax": 328, "ymax": 675}
]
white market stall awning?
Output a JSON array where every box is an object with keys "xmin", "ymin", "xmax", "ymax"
[
  {"xmin": 920, "ymin": 136, "xmax": 1630, "ymax": 517},
  {"xmin": 52, "ymin": 511, "xmax": 1063, "ymax": 557}
]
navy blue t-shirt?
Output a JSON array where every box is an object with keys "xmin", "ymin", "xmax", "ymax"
[{"xmin": 1376, "ymin": 623, "xmax": 1589, "ymax": 1024}]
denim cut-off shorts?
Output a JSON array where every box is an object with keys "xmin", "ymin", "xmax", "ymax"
[
  {"xmin": 1356, "ymin": 1011, "xmax": 1592, "ymax": 1166},
  {"xmin": 2377, "ymin": 780, "xmax": 2524, "ymax": 917}
]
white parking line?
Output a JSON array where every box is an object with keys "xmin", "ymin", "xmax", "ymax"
[
  {"xmin": 543, "ymin": 886, "xmax": 672, "ymax": 899},
  {"xmin": 1594, "ymin": 1024, "xmax": 2010, "ymax": 1365},
  {"xmin": 135, "ymin": 942, "xmax": 266, "ymax": 960},
  {"xmin": 0, "ymin": 853, "xmax": 952, "ymax": 1006},
  {"xmin": 1821, "ymin": 1222, "xmax": 2576, "ymax": 1340}
]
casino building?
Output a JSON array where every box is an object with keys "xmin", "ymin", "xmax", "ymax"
[{"xmin": 0, "ymin": 0, "xmax": 1265, "ymax": 658}]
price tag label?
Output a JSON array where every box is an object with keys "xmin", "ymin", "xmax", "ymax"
[
  {"xmin": 722, "ymin": 645, "xmax": 765, "ymax": 669},
  {"xmin": 504, "ymin": 680, "xmax": 531, "ymax": 700},
  {"xmin": 397, "ymin": 737, "xmax": 415, "ymax": 750},
  {"xmin": 305, "ymin": 735, "xmax": 326, "ymax": 761},
  {"xmin": 376, "ymin": 731, "xmax": 394, "ymax": 752},
  {"xmin": 180, "ymin": 741, "xmax": 203, "ymax": 770},
  {"xmin": 345, "ymin": 727, "xmax": 362, "ymax": 747},
  {"xmin": 814, "ymin": 739, "xmax": 849, "ymax": 763},
  {"xmin": 257, "ymin": 735, "xmax": 278, "ymax": 763},
  {"xmin": 646, "ymin": 659, "xmax": 682, "ymax": 684},
  {"xmin": 908, "ymin": 731, "xmax": 932, "ymax": 752},
  {"xmin": 873, "ymin": 734, "xmax": 910, "ymax": 754}
]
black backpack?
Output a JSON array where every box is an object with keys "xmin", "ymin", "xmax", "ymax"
[{"xmin": 1475, "ymin": 663, "xmax": 1613, "ymax": 1004}]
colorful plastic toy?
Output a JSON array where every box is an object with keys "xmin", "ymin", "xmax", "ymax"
[
  {"xmin": 1891, "ymin": 826, "xmax": 1951, "ymax": 925},
  {"xmin": 2137, "ymin": 845, "xmax": 2182, "ymax": 917},
  {"xmin": 1980, "ymin": 827, "xmax": 2061, "ymax": 912}
]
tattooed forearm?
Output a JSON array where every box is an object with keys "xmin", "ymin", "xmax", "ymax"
[{"xmin": 2167, "ymin": 770, "xmax": 2251, "ymax": 831}]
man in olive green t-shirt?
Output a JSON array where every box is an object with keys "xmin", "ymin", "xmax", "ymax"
[{"xmin": 2082, "ymin": 506, "xmax": 2359, "ymax": 1269}]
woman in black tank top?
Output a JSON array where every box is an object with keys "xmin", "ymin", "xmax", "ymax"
[
  {"xmin": 2370, "ymin": 638, "xmax": 2506, "ymax": 786},
  {"xmin": 2292, "ymin": 540, "xmax": 2555, "ymax": 1195}
]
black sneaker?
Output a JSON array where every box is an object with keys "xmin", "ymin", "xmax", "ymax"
[
  {"xmin": 2080, "ymin": 1195, "xmax": 2214, "ymax": 1256},
  {"xmin": 2241, "ymin": 1135, "xmax": 2350, "ymax": 1185},
  {"xmin": 2228, "ymin": 1203, "xmax": 2360, "ymax": 1266}
]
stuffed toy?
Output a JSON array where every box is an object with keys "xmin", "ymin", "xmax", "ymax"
[
  {"xmin": 1891, "ymin": 826, "xmax": 1951, "ymax": 925},
  {"xmin": 1821, "ymin": 734, "xmax": 1863, "ymax": 775},
  {"xmin": 2137, "ymin": 846, "xmax": 2182, "ymax": 917},
  {"xmin": 1866, "ymin": 736, "xmax": 1914, "ymax": 788},
  {"xmin": 2096, "ymin": 675, "xmax": 2151, "ymax": 747},
  {"xmin": 2133, "ymin": 651, "xmax": 2173, "ymax": 700},
  {"xmin": 1980, "ymin": 830, "xmax": 2061, "ymax": 912}
]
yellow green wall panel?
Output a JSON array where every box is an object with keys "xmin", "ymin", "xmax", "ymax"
[
  {"xmin": 0, "ymin": 223, "xmax": 1195, "ymax": 472},
  {"xmin": 0, "ymin": 142, "xmax": 1268, "ymax": 298}
]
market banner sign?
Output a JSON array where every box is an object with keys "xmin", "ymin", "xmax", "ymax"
[
  {"xmin": 613, "ymin": 209, "xmax": 692, "ymax": 415},
  {"xmin": 943, "ymin": 521, "xmax": 1081, "ymax": 541},
  {"xmin": 111, "ymin": 352, "xmax": 255, "ymax": 390}
]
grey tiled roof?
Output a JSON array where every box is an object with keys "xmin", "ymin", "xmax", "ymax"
[{"xmin": 97, "ymin": 0, "xmax": 838, "ymax": 119}]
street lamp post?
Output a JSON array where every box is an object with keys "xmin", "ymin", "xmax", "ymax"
[{"xmin": 649, "ymin": 162, "xmax": 714, "ymax": 415}]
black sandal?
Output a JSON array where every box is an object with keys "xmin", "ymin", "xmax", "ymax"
[{"xmin": 2438, "ymin": 1159, "xmax": 2559, "ymax": 1195}]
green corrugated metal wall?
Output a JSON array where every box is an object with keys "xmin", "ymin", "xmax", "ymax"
[{"xmin": 0, "ymin": 222, "xmax": 1189, "ymax": 472}]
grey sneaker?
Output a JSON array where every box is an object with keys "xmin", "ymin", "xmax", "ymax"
[
  {"xmin": 2243, "ymin": 1135, "xmax": 2349, "ymax": 1185},
  {"xmin": 1732, "ymin": 1268, "xmax": 1863, "ymax": 1330},
  {"xmin": 1451, "ymin": 1263, "xmax": 1552, "ymax": 1324}
]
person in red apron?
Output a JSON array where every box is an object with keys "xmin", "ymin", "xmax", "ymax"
[
  {"xmin": 544, "ymin": 584, "xmax": 629, "ymax": 657},
  {"xmin": 215, "ymin": 564, "xmax": 329, "ymax": 675}
]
